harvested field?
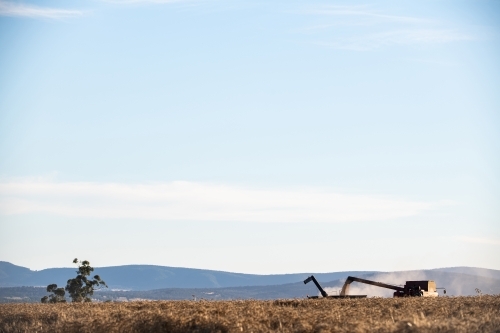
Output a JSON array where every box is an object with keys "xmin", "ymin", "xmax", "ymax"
[{"xmin": 1, "ymin": 296, "xmax": 499, "ymax": 333}]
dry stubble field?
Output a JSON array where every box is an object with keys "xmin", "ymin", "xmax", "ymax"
[{"xmin": 1, "ymin": 296, "xmax": 499, "ymax": 333}]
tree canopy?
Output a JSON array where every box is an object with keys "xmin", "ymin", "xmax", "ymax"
[
  {"xmin": 41, "ymin": 258, "xmax": 107, "ymax": 303},
  {"xmin": 41, "ymin": 284, "xmax": 66, "ymax": 303}
]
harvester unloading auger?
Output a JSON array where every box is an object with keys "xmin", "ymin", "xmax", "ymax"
[
  {"xmin": 304, "ymin": 275, "xmax": 444, "ymax": 298},
  {"xmin": 303, "ymin": 275, "xmax": 366, "ymax": 299}
]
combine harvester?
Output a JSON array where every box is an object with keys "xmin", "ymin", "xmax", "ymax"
[{"xmin": 304, "ymin": 275, "xmax": 444, "ymax": 299}]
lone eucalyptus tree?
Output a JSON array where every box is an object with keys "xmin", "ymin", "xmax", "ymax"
[{"xmin": 41, "ymin": 258, "xmax": 108, "ymax": 303}]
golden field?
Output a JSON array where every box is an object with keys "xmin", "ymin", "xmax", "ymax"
[{"xmin": 1, "ymin": 296, "xmax": 499, "ymax": 333}]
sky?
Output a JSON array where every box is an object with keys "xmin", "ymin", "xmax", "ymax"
[{"xmin": 0, "ymin": 0, "xmax": 499, "ymax": 274}]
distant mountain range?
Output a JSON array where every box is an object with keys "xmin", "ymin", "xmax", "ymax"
[
  {"xmin": 0, "ymin": 261, "xmax": 375, "ymax": 290},
  {"xmin": 1, "ymin": 262, "xmax": 499, "ymax": 302}
]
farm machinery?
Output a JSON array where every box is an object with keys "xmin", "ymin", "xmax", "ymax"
[
  {"xmin": 304, "ymin": 275, "xmax": 443, "ymax": 298},
  {"xmin": 303, "ymin": 275, "xmax": 366, "ymax": 299}
]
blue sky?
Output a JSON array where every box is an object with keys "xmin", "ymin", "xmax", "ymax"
[{"xmin": 0, "ymin": 0, "xmax": 499, "ymax": 273}]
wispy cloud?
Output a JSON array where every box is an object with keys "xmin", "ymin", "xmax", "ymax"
[
  {"xmin": 458, "ymin": 236, "xmax": 500, "ymax": 246},
  {"xmin": 314, "ymin": 29, "xmax": 473, "ymax": 51},
  {"xmin": 0, "ymin": 180, "xmax": 447, "ymax": 223},
  {"xmin": 303, "ymin": 5, "xmax": 426, "ymax": 24},
  {"xmin": 102, "ymin": 0, "xmax": 198, "ymax": 4},
  {"xmin": 299, "ymin": 5, "xmax": 474, "ymax": 50},
  {"xmin": 0, "ymin": 1, "xmax": 84, "ymax": 19}
]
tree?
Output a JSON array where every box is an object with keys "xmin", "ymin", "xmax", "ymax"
[
  {"xmin": 41, "ymin": 258, "xmax": 108, "ymax": 303},
  {"xmin": 41, "ymin": 284, "xmax": 66, "ymax": 303},
  {"xmin": 65, "ymin": 258, "xmax": 108, "ymax": 302}
]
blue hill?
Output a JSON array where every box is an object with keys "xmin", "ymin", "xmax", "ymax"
[{"xmin": 0, "ymin": 261, "xmax": 374, "ymax": 290}]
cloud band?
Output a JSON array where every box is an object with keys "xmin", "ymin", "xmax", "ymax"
[
  {"xmin": 0, "ymin": 1, "xmax": 83, "ymax": 19},
  {"xmin": 0, "ymin": 180, "xmax": 440, "ymax": 222}
]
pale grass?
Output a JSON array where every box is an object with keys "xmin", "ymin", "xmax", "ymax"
[{"xmin": 1, "ymin": 296, "xmax": 499, "ymax": 332}]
